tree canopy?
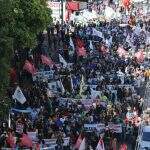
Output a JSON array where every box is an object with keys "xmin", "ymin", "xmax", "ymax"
[{"xmin": 0, "ymin": 0, "xmax": 52, "ymax": 116}]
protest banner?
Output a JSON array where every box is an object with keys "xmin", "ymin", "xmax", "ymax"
[
  {"xmin": 85, "ymin": 84, "xmax": 97, "ymax": 90},
  {"xmin": 59, "ymin": 97, "xmax": 107, "ymax": 108},
  {"xmin": 33, "ymin": 70, "xmax": 54, "ymax": 81},
  {"xmin": 43, "ymin": 137, "xmax": 70, "ymax": 147},
  {"xmin": 48, "ymin": 81, "xmax": 59, "ymax": 91},
  {"xmin": 108, "ymin": 123, "xmax": 122, "ymax": 133},
  {"xmin": 41, "ymin": 146, "xmax": 56, "ymax": 150},
  {"xmin": 84, "ymin": 123, "xmax": 122, "ymax": 133},
  {"xmin": 81, "ymin": 99, "xmax": 94, "ymax": 108},
  {"xmin": 58, "ymin": 98, "xmax": 72, "ymax": 106},
  {"xmin": 27, "ymin": 132, "xmax": 37, "ymax": 141},
  {"xmin": 84, "ymin": 124, "xmax": 105, "ymax": 132},
  {"xmin": 44, "ymin": 139, "xmax": 57, "ymax": 146},
  {"xmin": 118, "ymin": 84, "xmax": 134, "ymax": 91},
  {"xmin": 11, "ymin": 108, "xmax": 32, "ymax": 113},
  {"xmin": 63, "ymin": 137, "xmax": 70, "ymax": 146}
]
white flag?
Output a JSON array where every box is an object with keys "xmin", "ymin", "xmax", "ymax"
[
  {"xmin": 79, "ymin": 138, "xmax": 85, "ymax": 150},
  {"xmin": 79, "ymin": 75, "xmax": 85, "ymax": 96},
  {"xmin": 70, "ymin": 37, "xmax": 75, "ymax": 51},
  {"xmin": 96, "ymin": 138, "xmax": 105, "ymax": 150},
  {"xmin": 60, "ymin": 79, "xmax": 65, "ymax": 94},
  {"xmin": 8, "ymin": 112, "xmax": 11, "ymax": 128},
  {"xmin": 59, "ymin": 54, "xmax": 67, "ymax": 68},
  {"xmin": 12, "ymin": 86, "xmax": 26, "ymax": 104},
  {"xmin": 70, "ymin": 76, "xmax": 74, "ymax": 92},
  {"xmin": 89, "ymin": 40, "xmax": 94, "ymax": 50}
]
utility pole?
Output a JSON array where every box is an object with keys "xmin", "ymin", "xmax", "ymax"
[{"xmin": 61, "ymin": 0, "xmax": 63, "ymax": 25}]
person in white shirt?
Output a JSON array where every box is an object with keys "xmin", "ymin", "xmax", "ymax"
[{"xmin": 117, "ymin": 69, "xmax": 125, "ymax": 84}]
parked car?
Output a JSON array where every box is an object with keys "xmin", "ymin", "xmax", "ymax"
[{"xmin": 137, "ymin": 126, "xmax": 150, "ymax": 150}]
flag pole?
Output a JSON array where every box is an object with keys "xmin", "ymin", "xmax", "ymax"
[
  {"xmin": 8, "ymin": 110, "xmax": 11, "ymax": 128},
  {"xmin": 61, "ymin": 0, "xmax": 64, "ymax": 25}
]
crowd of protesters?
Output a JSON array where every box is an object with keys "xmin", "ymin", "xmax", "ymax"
[{"xmin": 0, "ymin": 1, "xmax": 150, "ymax": 150}]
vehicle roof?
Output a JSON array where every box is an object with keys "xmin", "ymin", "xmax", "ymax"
[{"xmin": 143, "ymin": 126, "xmax": 150, "ymax": 132}]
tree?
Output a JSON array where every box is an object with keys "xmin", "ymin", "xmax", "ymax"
[
  {"xmin": 11, "ymin": 0, "xmax": 52, "ymax": 49},
  {"xmin": 0, "ymin": 0, "xmax": 14, "ymax": 96},
  {"xmin": 0, "ymin": 0, "xmax": 52, "ymax": 117}
]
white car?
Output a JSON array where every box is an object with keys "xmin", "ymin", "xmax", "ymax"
[{"xmin": 137, "ymin": 126, "xmax": 150, "ymax": 150}]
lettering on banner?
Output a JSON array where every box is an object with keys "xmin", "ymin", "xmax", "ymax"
[
  {"xmin": 47, "ymin": 2, "xmax": 61, "ymax": 9},
  {"xmin": 84, "ymin": 124, "xmax": 97, "ymax": 131},
  {"xmin": 85, "ymin": 84, "xmax": 97, "ymax": 90},
  {"xmin": 96, "ymin": 124, "xmax": 106, "ymax": 132},
  {"xmin": 81, "ymin": 99, "xmax": 93, "ymax": 108},
  {"xmin": 59, "ymin": 98, "xmax": 107, "ymax": 108},
  {"xmin": 59, "ymin": 98, "xmax": 72, "ymax": 106},
  {"xmin": 108, "ymin": 123, "xmax": 122, "ymax": 133},
  {"xmin": 118, "ymin": 84, "xmax": 134, "ymax": 91},
  {"xmin": 33, "ymin": 71, "xmax": 54, "ymax": 81},
  {"xmin": 48, "ymin": 81, "xmax": 59, "ymax": 91},
  {"xmin": 44, "ymin": 137, "xmax": 70, "ymax": 147},
  {"xmin": 84, "ymin": 124, "xmax": 105, "ymax": 132}
]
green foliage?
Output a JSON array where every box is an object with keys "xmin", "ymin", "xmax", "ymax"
[
  {"xmin": 0, "ymin": 0, "xmax": 52, "ymax": 48},
  {"xmin": 0, "ymin": 37, "xmax": 13, "ymax": 95},
  {"xmin": 12, "ymin": 0, "xmax": 52, "ymax": 48},
  {"xmin": 0, "ymin": 0, "xmax": 52, "ymax": 117}
]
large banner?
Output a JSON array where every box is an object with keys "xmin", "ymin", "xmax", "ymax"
[
  {"xmin": 47, "ymin": 1, "xmax": 66, "ymax": 22},
  {"xmin": 84, "ymin": 124, "xmax": 105, "ymax": 132},
  {"xmin": 27, "ymin": 132, "xmax": 38, "ymax": 141},
  {"xmin": 41, "ymin": 146, "xmax": 56, "ymax": 150},
  {"xmin": 59, "ymin": 98, "xmax": 107, "ymax": 108},
  {"xmin": 108, "ymin": 123, "xmax": 122, "ymax": 133},
  {"xmin": 33, "ymin": 70, "xmax": 54, "ymax": 81},
  {"xmin": 48, "ymin": 81, "xmax": 60, "ymax": 91},
  {"xmin": 84, "ymin": 123, "xmax": 122, "ymax": 133},
  {"xmin": 43, "ymin": 137, "xmax": 70, "ymax": 147}
]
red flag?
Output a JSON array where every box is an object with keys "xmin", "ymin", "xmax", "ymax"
[
  {"xmin": 122, "ymin": 0, "xmax": 131, "ymax": 10},
  {"xmin": 96, "ymin": 138, "xmax": 105, "ymax": 150},
  {"xmin": 100, "ymin": 45, "xmax": 108, "ymax": 54},
  {"xmin": 76, "ymin": 38, "xmax": 85, "ymax": 48},
  {"xmin": 119, "ymin": 144, "xmax": 127, "ymax": 150},
  {"xmin": 23, "ymin": 60, "xmax": 36, "ymax": 75},
  {"xmin": 20, "ymin": 134, "xmax": 33, "ymax": 148},
  {"xmin": 134, "ymin": 50, "xmax": 144, "ymax": 63},
  {"xmin": 117, "ymin": 47, "xmax": 127, "ymax": 57},
  {"xmin": 74, "ymin": 134, "xmax": 83, "ymax": 149},
  {"xmin": 77, "ymin": 47, "xmax": 86, "ymax": 57},
  {"xmin": 6, "ymin": 132, "xmax": 15, "ymax": 148},
  {"xmin": 41, "ymin": 55, "xmax": 54, "ymax": 67},
  {"xmin": 9, "ymin": 68, "xmax": 17, "ymax": 83}
]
